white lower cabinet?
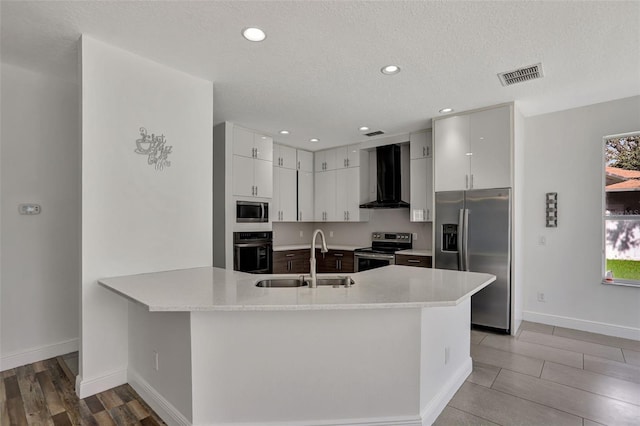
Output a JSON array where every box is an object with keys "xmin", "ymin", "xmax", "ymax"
[
  {"xmin": 410, "ymin": 157, "xmax": 433, "ymax": 222},
  {"xmin": 233, "ymin": 156, "xmax": 273, "ymax": 198},
  {"xmin": 272, "ymin": 167, "xmax": 297, "ymax": 222}
]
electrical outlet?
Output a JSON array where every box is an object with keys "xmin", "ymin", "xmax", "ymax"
[
  {"xmin": 299, "ymin": 230, "xmax": 304, "ymax": 238},
  {"xmin": 444, "ymin": 346, "xmax": 450, "ymax": 365},
  {"xmin": 538, "ymin": 236, "xmax": 546, "ymax": 245},
  {"xmin": 537, "ymin": 292, "xmax": 546, "ymax": 302},
  {"xmin": 413, "ymin": 232, "xmax": 418, "ymax": 240},
  {"xmin": 329, "ymin": 231, "xmax": 334, "ymax": 237},
  {"xmin": 153, "ymin": 351, "xmax": 159, "ymax": 371}
]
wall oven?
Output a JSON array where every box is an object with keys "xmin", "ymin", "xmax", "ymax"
[
  {"xmin": 236, "ymin": 200, "xmax": 269, "ymax": 223},
  {"xmin": 233, "ymin": 231, "xmax": 272, "ymax": 274}
]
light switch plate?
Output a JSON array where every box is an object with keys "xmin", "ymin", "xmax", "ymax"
[{"xmin": 19, "ymin": 203, "xmax": 41, "ymax": 215}]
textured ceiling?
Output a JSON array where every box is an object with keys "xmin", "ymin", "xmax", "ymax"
[{"xmin": 2, "ymin": 1, "xmax": 639, "ymax": 150}]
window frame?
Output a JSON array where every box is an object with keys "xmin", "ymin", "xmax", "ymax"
[{"xmin": 602, "ymin": 131, "xmax": 640, "ymax": 287}]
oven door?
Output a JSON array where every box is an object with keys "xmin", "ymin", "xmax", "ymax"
[
  {"xmin": 234, "ymin": 242, "xmax": 272, "ymax": 273},
  {"xmin": 355, "ymin": 253, "xmax": 394, "ymax": 272}
]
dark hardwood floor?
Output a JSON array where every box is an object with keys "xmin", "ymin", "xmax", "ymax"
[{"xmin": 0, "ymin": 356, "xmax": 165, "ymax": 425}]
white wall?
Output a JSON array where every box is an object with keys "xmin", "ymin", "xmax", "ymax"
[
  {"xmin": 522, "ymin": 96, "xmax": 640, "ymax": 339},
  {"xmin": 80, "ymin": 36, "xmax": 213, "ymax": 396},
  {"xmin": 1, "ymin": 63, "xmax": 80, "ymax": 370}
]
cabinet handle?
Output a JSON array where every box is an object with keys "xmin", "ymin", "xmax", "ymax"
[
  {"xmin": 256, "ymin": 186, "xmax": 258, "ymax": 196},
  {"xmin": 344, "ymin": 159, "xmax": 347, "ymax": 167},
  {"xmin": 465, "ymin": 175, "xmax": 469, "ymax": 189},
  {"xmin": 297, "ymin": 161, "xmax": 300, "ymax": 170},
  {"xmin": 252, "ymin": 186, "xmax": 255, "ymax": 196},
  {"xmin": 408, "ymin": 259, "xmax": 421, "ymax": 263},
  {"xmin": 346, "ymin": 158, "xmax": 349, "ymax": 167},
  {"xmin": 470, "ymin": 174, "xmax": 474, "ymax": 189},
  {"xmin": 426, "ymin": 146, "xmax": 430, "ymax": 156},
  {"xmin": 423, "ymin": 146, "xmax": 426, "ymax": 157},
  {"xmin": 286, "ymin": 254, "xmax": 295, "ymax": 257},
  {"xmin": 334, "ymin": 253, "xmax": 343, "ymax": 257}
]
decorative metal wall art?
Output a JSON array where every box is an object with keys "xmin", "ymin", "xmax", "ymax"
[
  {"xmin": 545, "ymin": 192, "xmax": 557, "ymax": 227},
  {"xmin": 134, "ymin": 127, "xmax": 172, "ymax": 171}
]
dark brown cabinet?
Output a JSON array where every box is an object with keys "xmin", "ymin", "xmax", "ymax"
[
  {"xmin": 273, "ymin": 249, "xmax": 310, "ymax": 274},
  {"xmin": 395, "ymin": 254, "xmax": 432, "ymax": 268},
  {"xmin": 316, "ymin": 249, "xmax": 354, "ymax": 273}
]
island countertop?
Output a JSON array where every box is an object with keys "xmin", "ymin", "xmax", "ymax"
[{"xmin": 98, "ymin": 265, "xmax": 495, "ymax": 312}]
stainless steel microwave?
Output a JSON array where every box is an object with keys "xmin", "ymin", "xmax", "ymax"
[{"xmin": 236, "ymin": 201, "xmax": 269, "ymax": 223}]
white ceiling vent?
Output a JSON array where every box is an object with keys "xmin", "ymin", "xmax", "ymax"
[
  {"xmin": 498, "ymin": 63, "xmax": 544, "ymax": 86},
  {"xmin": 364, "ymin": 130, "xmax": 385, "ymax": 137}
]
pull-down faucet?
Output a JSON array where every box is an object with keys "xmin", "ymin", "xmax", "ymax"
[{"xmin": 309, "ymin": 229, "xmax": 328, "ymax": 288}]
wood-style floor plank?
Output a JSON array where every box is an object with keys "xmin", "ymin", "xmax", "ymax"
[
  {"xmin": 520, "ymin": 330, "xmax": 625, "ymax": 362},
  {"xmin": 471, "ymin": 343, "xmax": 544, "ymax": 377},
  {"xmin": 584, "ymin": 354, "xmax": 640, "ymax": 384},
  {"xmin": 622, "ymin": 348, "xmax": 640, "ymax": 366},
  {"xmin": 466, "ymin": 362, "xmax": 500, "ymax": 388},
  {"xmin": 470, "ymin": 330, "xmax": 489, "ymax": 345},
  {"xmin": 36, "ymin": 371, "xmax": 66, "ymax": 416},
  {"xmin": 492, "ymin": 368, "xmax": 640, "ymax": 426},
  {"xmin": 433, "ymin": 405, "xmax": 499, "ymax": 425},
  {"xmin": 0, "ymin": 376, "xmax": 10, "ymax": 426},
  {"xmin": 481, "ymin": 334, "xmax": 584, "ymax": 368},
  {"xmin": 553, "ymin": 327, "xmax": 640, "ymax": 352}
]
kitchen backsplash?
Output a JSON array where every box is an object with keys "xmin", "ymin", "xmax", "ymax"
[{"xmin": 272, "ymin": 209, "xmax": 432, "ymax": 249}]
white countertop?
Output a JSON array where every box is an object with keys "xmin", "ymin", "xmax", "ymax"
[
  {"xmin": 98, "ymin": 265, "xmax": 495, "ymax": 312},
  {"xmin": 273, "ymin": 244, "xmax": 361, "ymax": 252},
  {"xmin": 396, "ymin": 249, "xmax": 433, "ymax": 257}
]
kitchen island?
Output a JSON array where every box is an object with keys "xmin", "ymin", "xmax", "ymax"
[{"xmin": 99, "ymin": 265, "xmax": 495, "ymax": 426}]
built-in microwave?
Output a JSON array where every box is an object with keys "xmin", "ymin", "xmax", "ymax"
[{"xmin": 236, "ymin": 200, "xmax": 269, "ymax": 223}]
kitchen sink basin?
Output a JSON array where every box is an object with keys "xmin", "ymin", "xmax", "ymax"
[
  {"xmin": 305, "ymin": 277, "xmax": 355, "ymax": 287},
  {"xmin": 255, "ymin": 278, "xmax": 307, "ymax": 288}
]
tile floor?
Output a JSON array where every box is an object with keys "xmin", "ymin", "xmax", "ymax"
[{"xmin": 434, "ymin": 321, "xmax": 640, "ymax": 425}]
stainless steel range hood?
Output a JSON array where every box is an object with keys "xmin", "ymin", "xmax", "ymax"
[{"xmin": 359, "ymin": 144, "xmax": 409, "ymax": 209}]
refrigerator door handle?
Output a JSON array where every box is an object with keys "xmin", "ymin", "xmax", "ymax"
[
  {"xmin": 458, "ymin": 208, "xmax": 465, "ymax": 271},
  {"xmin": 463, "ymin": 208, "xmax": 470, "ymax": 271}
]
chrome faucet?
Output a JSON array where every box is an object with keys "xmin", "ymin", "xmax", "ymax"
[{"xmin": 309, "ymin": 229, "xmax": 328, "ymax": 288}]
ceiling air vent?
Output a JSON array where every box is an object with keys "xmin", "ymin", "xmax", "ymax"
[
  {"xmin": 498, "ymin": 63, "xmax": 544, "ymax": 86},
  {"xmin": 364, "ymin": 130, "xmax": 385, "ymax": 137}
]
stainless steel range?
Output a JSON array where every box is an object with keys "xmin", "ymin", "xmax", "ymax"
[{"xmin": 354, "ymin": 232, "xmax": 412, "ymax": 272}]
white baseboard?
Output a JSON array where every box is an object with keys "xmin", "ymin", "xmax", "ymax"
[
  {"xmin": 420, "ymin": 357, "xmax": 472, "ymax": 426},
  {"xmin": 76, "ymin": 368, "xmax": 127, "ymax": 399},
  {"xmin": 523, "ymin": 311, "xmax": 640, "ymax": 340},
  {"xmin": 0, "ymin": 338, "xmax": 78, "ymax": 371},
  {"xmin": 128, "ymin": 369, "xmax": 191, "ymax": 426}
]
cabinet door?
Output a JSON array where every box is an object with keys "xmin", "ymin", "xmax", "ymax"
[
  {"xmin": 297, "ymin": 149, "xmax": 313, "ymax": 172},
  {"xmin": 232, "ymin": 126, "xmax": 255, "ymax": 158},
  {"xmin": 336, "ymin": 168, "xmax": 349, "ymax": 221},
  {"xmin": 323, "ymin": 149, "xmax": 337, "ymax": 171},
  {"xmin": 232, "ymin": 155, "xmax": 255, "ymax": 197},
  {"xmin": 346, "ymin": 144, "xmax": 360, "ymax": 167},
  {"xmin": 272, "ymin": 164, "xmax": 282, "ymax": 220},
  {"xmin": 314, "ymin": 170, "xmax": 336, "ymax": 221},
  {"xmin": 253, "ymin": 159, "xmax": 273, "ymax": 198},
  {"xmin": 434, "ymin": 114, "xmax": 470, "ymax": 192},
  {"xmin": 468, "ymin": 105, "xmax": 511, "ymax": 189},
  {"xmin": 280, "ymin": 168, "xmax": 297, "ymax": 221},
  {"xmin": 254, "ymin": 134, "xmax": 273, "ymax": 162},
  {"xmin": 410, "ymin": 131, "xmax": 432, "ymax": 159},
  {"xmin": 410, "ymin": 158, "xmax": 427, "ymax": 221},
  {"xmin": 335, "ymin": 146, "xmax": 348, "ymax": 169},
  {"xmin": 314, "ymin": 151, "xmax": 325, "ymax": 172},
  {"xmin": 345, "ymin": 167, "xmax": 361, "ymax": 221},
  {"xmin": 395, "ymin": 255, "xmax": 432, "ymax": 268},
  {"xmin": 280, "ymin": 145, "xmax": 297, "ymax": 169},
  {"xmin": 298, "ymin": 170, "xmax": 314, "ymax": 222}
]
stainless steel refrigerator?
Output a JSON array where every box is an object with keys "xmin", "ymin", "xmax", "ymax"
[{"xmin": 435, "ymin": 188, "xmax": 511, "ymax": 333}]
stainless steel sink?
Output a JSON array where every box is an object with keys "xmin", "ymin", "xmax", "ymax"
[
  {"xmin": 305, "ymin": 277, "xmax": 354, "ymax": 287},
  {"xmin": 255, "ymin": 278, "xmax": 307, "ymax": 288}
]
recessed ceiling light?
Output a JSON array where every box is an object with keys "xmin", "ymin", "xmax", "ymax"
[
  {"xmin": 359, "ymin": 126, "xmax": 370, "ymax": 132},
  {"xmin": 242, "ymin": 27, "xmax": 266, "ymax": 42},
  {"xmin": 381, "ymin": 65, "xmax": 401, "ymax": 75},
  {"xmin": 279, "ymin": 130, "xmax": 290, "ymax": 135},
  {"xmin": 439, "ymin": 108, "xmax": 454, "ymax": 114},
  {"xmin": 309, "ymin": 138, "xmax": 319, "ymax": 143}
]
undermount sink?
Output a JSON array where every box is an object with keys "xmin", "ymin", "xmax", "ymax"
[
  {"xmin": 305, "ymin": 277, "xmax": 355, "ymax": 287},
  {"xmin": 255, "ymin": 278, "xmax": 307, "ymax": 288}
]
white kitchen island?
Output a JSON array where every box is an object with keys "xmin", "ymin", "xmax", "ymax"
[{"xmin": 99, "ymin": 265, "xmax": 495, "ymax": 426}]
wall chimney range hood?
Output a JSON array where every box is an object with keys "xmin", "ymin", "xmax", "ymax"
[{"xmin": 359, "ymin": 144, "xmax": 409, "ymax": 209}]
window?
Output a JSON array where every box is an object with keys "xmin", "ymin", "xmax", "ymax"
[{"xmin": 604, "ymin": 132, "xmax": 640, "ymax": 286}]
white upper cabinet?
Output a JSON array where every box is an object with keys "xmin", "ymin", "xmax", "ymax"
[
  {"xmin": 315, "ymin": 149, "xmax": 337, "ymax": 172},
  {"xmin": 274, "ymin": 143, "xmax": 297, "ymax": 169},
  {"xmin": 410, "ymin": 130, "xmax": 434, "ymax": 222},
  {"xmin": 315, "ymin": 170, "xmax": 337, "ymax": 221},
  {"xmin": 298, "ymin": 168, "xmax": 314, "ymax": 222},
  {"xmin": 297, "ymin": 149, "xmax": 313, "ymax": 172},
  {"xmin": 434, "ymin": 104, "xmax": 511, "ymax": 192},
  {"xmin": 232, "ymin": 125, "xmax": 273, "ymax": 198},
  {"xmin": 272, "ymin": 167, "xmax": 297, "ymax": 222},
  {"xmin": 410, "ymin": 131, "xmax": 433, "ymax": 159},
  {"xmin": 233, "ymin": 126, "xmax": 273, "ymax": 161},
  {"xmin": 347, "ymin": 144, "xmax": 361, "ymax": 168}
]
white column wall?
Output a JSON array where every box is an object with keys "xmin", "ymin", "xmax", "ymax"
[
  {"xmin": 80, "ymin": 36, "xmax": 212, "ymax": 396},
  {"xmin": 522, "ymin": 96, "xmax": 640, "ymax": 338},
  {"xmin": 0, "ymin": 63, "xmax": 80, "ymax": 370}
]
